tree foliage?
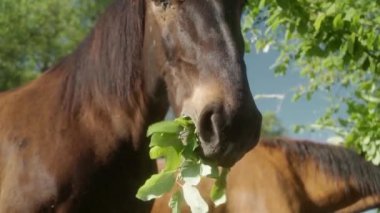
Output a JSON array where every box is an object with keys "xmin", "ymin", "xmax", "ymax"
[
  {"xmin": 261, "ymin": 112, "xmax": 286, "ymax": 137},
  {"xmin": 243, "ymin": 0, "xmax": 380, "ymax": 164},
  {"xmin": 0, "ymin": 0, "xmax": 111, "ymax": 90}
]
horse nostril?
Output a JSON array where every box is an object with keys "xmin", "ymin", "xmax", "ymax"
[{"xmin": 198, "ymin": 105, "xmax": 223, "ymax": 145}]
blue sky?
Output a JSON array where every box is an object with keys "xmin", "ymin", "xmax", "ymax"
[{"xmin": 245, "ymin": 49, "xmax": 334, "ymax": 142}]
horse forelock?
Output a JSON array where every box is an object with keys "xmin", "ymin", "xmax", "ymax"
[
  {"xmin": 261, "ymin": 138, "xmax": 380, "ymax": 196},
  {"xmin": 55, "ymin": 0, "xmax": 147, "ymax": 117}
]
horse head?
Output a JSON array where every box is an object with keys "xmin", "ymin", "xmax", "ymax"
[{"xmin": 143, "ymin": 0, "xmax": 261, "ymax": 167}]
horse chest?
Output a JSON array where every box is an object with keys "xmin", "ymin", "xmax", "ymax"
[{"xmin": 0, "ymin": 147, "xmax": 59, "ymax": 212}]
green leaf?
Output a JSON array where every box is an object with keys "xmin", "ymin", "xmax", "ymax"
[
  {"xmin": 200, "ymin": 164, "xmax": 212, "ymax": 176},
  {"xmin": 183, "ymin": 183, "xmax": 209, "ymax": 213},
  {"xmin": 326, "ymin": 3, "xmax": 337, "ymax": 16},
  {"xmin": 333, "ymin": 14, "xmax": 343, "ymax": 30},
  {"xmin": 363, "ymin": 136, "xmax": 371, "ymax": 145},
  {"xmin": 169, "ymin": 190, "xmax": 183, "ymax": 213},
  {"xmin": 201, "ymin": 161, "xmax": 219, "ymax": 178},
  {"xmin": 150, "ymin": 133, "xmax": 183, "ymax": 151},
  {"xmin": 185, "ymin": 133, "xmax": 199, "ymax": 151},
  {"xmin": 181, "ymin": 143, "xmax": 198, "ymax": 161},
  {"xmin": 147, "ymin": 121, "xmax": 182, "ymax": 136},
  {"xmin": 258, "ymin": 0, "xmax": 266, "ymax": 9},
  {"xmin": 208, "ymin": 165, "xmax": 220, "ymax": 179},
  {"xmin": 149, "ymin": 146, "xmax": 182, "ymax": 171},
  {"xmin": 181, "ymin": 160, "xmax": 201, "ymax": 186},
  {"xmin": 149, "ymin": 146, "xmax": 164, "ymax": 159},
  {"xmin": 255, "ymin": 39, "xmax": 266, "ymax": 53},
  {"xmin": 361, "ymin": 93, "xmax": 380, "ymax": 103},
  {"xmin": 347, "ymin": 33, "xmax": 356, "ymax": 54},
  {"xmin": 372, "ymin": 152, "xmax": 380, "ymax": 165},
  {"xmin": 344, "ymin": 8, "xmax": 356, "ymax": 21},
  {"xmin": 175, "ymin": 116, "xmax": 194, "ymax": 128},
  {"xmin": 244, "ymin": 40, "xmax": 251, "ymax": 53},
  {"xmin": 314, "ymin": 13, "xmax": 326, "ymax": 32},
  {"xmin": 136, "ymin": 171, "xmax": 176, "ymax": 201},
  {"xmin": 275, "ymin": 0, "xmax": 290, "ymax": 10},
  {"xmin": 210, "ymin": 168, "xmax": 229, "ymax": 206},
  {"xmin": 210, "ymin": 186, "xmax": 226, "ymax": 207}
]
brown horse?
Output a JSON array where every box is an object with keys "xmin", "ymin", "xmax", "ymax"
[
  {"xmin": 0, "ymin": 0, "xmax": 262, "ymax": 212},
  {"xmin": 152, "ymin": 138, "xmax": 380, "ymax": 213}
]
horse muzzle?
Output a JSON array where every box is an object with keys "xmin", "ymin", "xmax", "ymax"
[{"xmin": 196, "ymin": 102, "xmax": 262, "ymax": 167}]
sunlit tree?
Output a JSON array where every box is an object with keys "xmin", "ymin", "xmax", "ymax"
[
  {"xmin": 0, "ymin": 0, "xmax": 111, "ymax": 90},
  {"xmin": 243, "ymin": 0, "xmax": 380, "ymax": 164}
]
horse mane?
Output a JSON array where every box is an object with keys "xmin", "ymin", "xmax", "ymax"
[
  {"xmin": 261, "ymin": 137, "xmax": 380, "ymax": 196},
  {"xmin": 52, "ymin": 0, "xmax": 146, "ymax": 114}
]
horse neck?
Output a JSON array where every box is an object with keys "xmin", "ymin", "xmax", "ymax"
[
  {"xmin": 295, "ymin": 159, "xmax": 380, "ymax": 212},
  {"xmin": 56, "ymin": 0, "xmax": 168, "ymax": 148},
  {"xmin": 277, "ymin": 139, "xmax": 380, "ymax": 212},
  {"xmin": 332, "ymin": 168, "xmax": 380, "ymax": 212},
  {"xmin": 336, "ymin": 195, "xmax": 380, "ymax": 213},
  {"xmin": 62, "ymin": 0, "xmax": 143, "ymax": 108}
]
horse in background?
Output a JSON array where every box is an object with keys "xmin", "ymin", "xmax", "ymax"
[
  {"xmin": 0, "ymin": 0, "xmax": 261, "ymax": 212},
  {"xmin": 152, "ymin": 138, "xmax": 380, "ymax": 213},
  {"xmin": 227, "ymin": 138, "xmax": 380, "ymax": 213}
]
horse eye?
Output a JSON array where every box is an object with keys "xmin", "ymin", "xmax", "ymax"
[{"xmin": 154, "ymin": 0, "xmax": 171, "ymax": 8}]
